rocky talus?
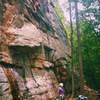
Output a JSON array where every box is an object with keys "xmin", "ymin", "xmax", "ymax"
[{"xmin": 0, "ymin": 0, "xmax": 80, "ymax": 99}]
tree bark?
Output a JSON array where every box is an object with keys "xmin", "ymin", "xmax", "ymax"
[
  {"xmin": 74, "ymin": 0, "xmax": 84, "ymax": 95},
  {"xmin": 69, "ymin": 0, "xmax": 74, "ymax": 98}
]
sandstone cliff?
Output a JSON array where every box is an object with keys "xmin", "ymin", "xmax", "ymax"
[{"xmin": 0, "ymin": 0, "xmax": 80, "ymax": 100}]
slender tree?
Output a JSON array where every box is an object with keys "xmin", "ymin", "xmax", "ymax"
[
  {"xmin": 69, "ymin": 0, "xmax": 74, "ymax": 98},
  {"xmin": 74, "ymin": 0, "xmax": 84, "ymax": 94}
]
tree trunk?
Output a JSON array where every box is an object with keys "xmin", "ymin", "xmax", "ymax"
[
  {"xmin": 74, "ymin": 0, "xmax": 84, "ymax": 95},
  {"xmin": 69, "ymin": 0, "xmax": 74, "ymax": 98}
]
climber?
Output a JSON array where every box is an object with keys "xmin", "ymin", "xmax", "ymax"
[
  {"xmin": 33, "ymin": 0, "xmax": 40, "ymax": 12},
  {"xmin": 58, "ymin": 83, "xmax": 65, "ymax": 100}
]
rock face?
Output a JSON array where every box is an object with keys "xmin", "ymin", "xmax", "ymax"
[{"xmin": 0, "ymin": 0, "xmax": 80, "ymax": 100}]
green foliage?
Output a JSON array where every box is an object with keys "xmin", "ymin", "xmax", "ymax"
[
  {"xmin": 77, "ymin": 0, "xmax": 100, "ymax": 89},
  {"xmin": 65, "ymin": 0, "xmax": 100, "ymax": 90},
  {"xmin": 22, "ymin": 72, "xmax": 26, "ymax": 80},
  {"xmin": 80, "ymin": 0, "xmax": 100, "ymax": 34},
  {"xmin": 53, "ymin": 2, "xmax": 66, "ymax": 27},
  {"xmin": 80, "ymin": 20, "xmax": 100, "ymax": 89},
  {"xmin": 65, "ymin": 23, "xmax": 71, "ymax": 44},
  {"xmin": 54, "ymin": 0, "xmax": 100, "ymax": 89},
  {"xmin": 53, "ymin": 1, "xmax": 72, "ymax": 45},
  {"xmin": 72, "ymin": 17, "xmax": 100, "ymax": 89}
]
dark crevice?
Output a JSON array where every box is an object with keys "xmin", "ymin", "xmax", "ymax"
[
  {"xmin": 30, "ymin": 68, "xmax": 40, "ymax": 87},
  {"xmin": 65, "ymin": 53, "xmax": 71, "ymax": 58},
  {"xmin": 27, "ymin": 53, "xmax": 40, "ymax": 87},
  {"xmin": 3, "ymin": 68, "xmax": 23, "ymax": 100},
  {"xmin": 0, "ymin": 62, "xmax": 23, "ymax": 68}
]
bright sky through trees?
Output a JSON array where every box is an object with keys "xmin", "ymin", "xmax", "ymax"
[
  {"xmin": 58, "ymin": 0, "xmax": 84, "ymax": 22},
  {"xmin": 58, "ymin": 0, "xmax": 100, "ymax": 32}
]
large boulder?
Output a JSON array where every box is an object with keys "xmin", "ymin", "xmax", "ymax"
[{"xmin": 0, "ymin": 0, "xmax": 80, "ymax": 99}]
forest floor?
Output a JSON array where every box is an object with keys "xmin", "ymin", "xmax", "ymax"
[
  {"xmin": 65, "ymin": 85, "xmax": 100, "ymax": 100},
  {"xmin": 84, "ymin": 85, "xmax": 100, "ymax": 100}
]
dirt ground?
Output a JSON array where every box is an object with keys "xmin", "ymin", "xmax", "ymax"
[
  {"xmin": 64, "ymin": 85, "xmax": 100, "ymax": 100},
  {"xmin": 65, "ymin": 98, "xmax": 75, "ymax": 100}
]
